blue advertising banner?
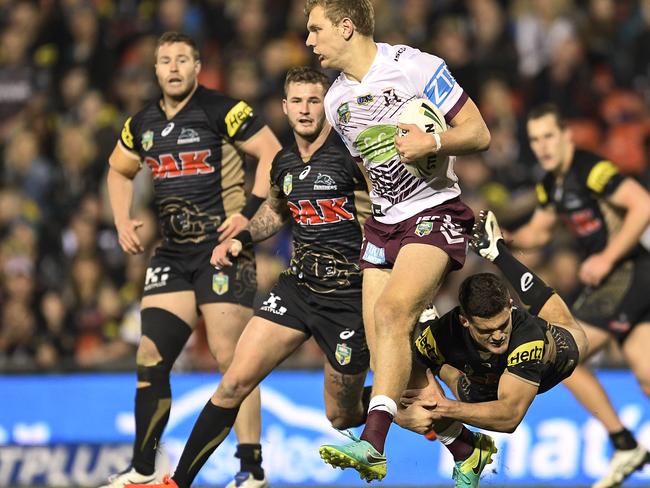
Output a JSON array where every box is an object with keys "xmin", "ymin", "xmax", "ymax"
[{"xmin": 0, "ymin": 371, "xmax": 649, "ymax": 486}]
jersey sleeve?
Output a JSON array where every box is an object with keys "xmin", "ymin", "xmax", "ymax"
[
  {"xmin": 203, "ymin": 91, "xmax": 265, "ymax": 142},
  {"xmin": 269, "ymin": 151, "xmax": 285, "ymax": 188},
  {"xmin": 399, "ymin": 47, "xmax": 467, "ymax": 122},
  {"xmin": 580, "ymin": 159, "xmax": 625, "ymax": 197},
  {"xmin": 505, "ymin": 316, "xmax": 546, "ymax": 387},
  {"xmin": 118, "ymin": 112, "xmax": 142, "ymax": 156},
  {"xmin": 413, "ymin": 322, "xmax": 446, "ymax": 371}
]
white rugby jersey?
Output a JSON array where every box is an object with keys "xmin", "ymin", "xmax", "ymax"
[{"xmin": 324, "ymin": 43, "xmax": 468, "ymax": 224}]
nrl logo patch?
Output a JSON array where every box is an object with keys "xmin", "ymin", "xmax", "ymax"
[
  {"xmin": 212, "ymin": 272, "xmax": 229, "ymax": 295},
  {"xmin": 141, "ymin": 130, "xmax": 154, "ymax": 151},
  {"xmin": 283, "ymin": 174, "xmax": 293, "ymax": 195},
  {"xmin": 415, "ymin": 221, "xmax": 433, "ymax": 237},
  {"xmin": 335, "ymin": 343, "xmax": 352, "ymax": 366},
  {"xmin": 337, "ymin": 102, "xmax": 351, "ymax": 124}
]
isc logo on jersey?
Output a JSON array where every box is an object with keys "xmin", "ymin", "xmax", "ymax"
[{"xmin": 397, "ymin": 98, "xmax": 449, "ymax": 180}]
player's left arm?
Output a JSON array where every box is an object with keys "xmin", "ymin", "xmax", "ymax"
[
  {"xmin": 423, "ymin": 369, "xmax": 538, "ymax": 433},
  {"xmin": 439, "ymin": 97, "xmax": 491, "ymax": 155},
  {"xmin": 218, "ymin": 127, "xmax": 282, "ymax": 240},
  {"xmin": 581, "ymin": 176, "xmax": 650, "ymax": 286}
]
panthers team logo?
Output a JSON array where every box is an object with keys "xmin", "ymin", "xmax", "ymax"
[
  {"xmin": 283, "ymin": 174, "xmax": 293, "ymax": 195},
  {"xmin": 337, "ymin": 103, "xmax": 351, "ymax": 124},
  {"xmin": 415, "ymin": 221, "xmax": 433, "ymax": 237},
  {"xmin": 335, "ymin": 343, "xmax": 352, "ymax": 366},
  {"xmin": 141, "ymin": 130, "xmax": 154, "ymax": 151},
  {"xmin": 212, "ymin": 272, "xmax": 229, "ymax": 295}
]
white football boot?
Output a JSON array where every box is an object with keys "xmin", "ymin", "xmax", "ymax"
[{"xmin": 592, "ymin": 444, "xmax": 649, "ymax": 488}]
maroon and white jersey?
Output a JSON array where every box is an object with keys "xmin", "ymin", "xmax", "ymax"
[{"xmin": 324, "ymin": 43, "xmax": 468, "ymax": 224}]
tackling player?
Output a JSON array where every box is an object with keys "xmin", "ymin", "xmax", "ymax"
[
  {"xmin": 397, "ymin": 210, "xmax": 588, "ymax": 487},
  {"xmin": 305, "ymin": 0, "xmax": 491, "ymax": 481},
  {"xmin": 124, "ymin": 67, "xmax": 372, "ymax": 488},
  {"xmin": 102, "ymin": 32, "xmax": 281, "ymax": 488},
  {"xmin": 505, "ymin": 104, "xmax": 650, "ymax": 487}
]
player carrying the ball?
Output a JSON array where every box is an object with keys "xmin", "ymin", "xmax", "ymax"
[{"xmin": 305, "ymin": 0, "xmax": 491, "ymax": 484}]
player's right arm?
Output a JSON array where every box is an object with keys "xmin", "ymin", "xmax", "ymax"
[
  {"xmin": 210, "ymin": 183, "xmax": 288, "ymax": 268},
  {"xmin": 107, "ymin": 118, "xmax": 144, "ymax": 254}
]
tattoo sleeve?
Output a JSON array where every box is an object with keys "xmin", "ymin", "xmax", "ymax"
[{"xmin": 249, "ymin": 184, "xmax": 289, "ymax": 242}]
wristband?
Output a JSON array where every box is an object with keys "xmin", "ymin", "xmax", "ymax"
[
  {"xmin": 233, "ymin": 230, "xmax": 253, "ymax": 246},
  {"xmin": 241, "ymin": 194, "xmax": 265, "ymax": 219},
  {"xmin": 432, "ymin": 133, "xmax": 442, "ymax": 152}
]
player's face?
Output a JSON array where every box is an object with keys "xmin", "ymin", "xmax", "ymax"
[
  {"xmin": 306, "ymin": 6, "xmax": 346, "ymax": 70},
  {"xmin": 462, "ymin": 304, "xmax": 513, "ymax": 355},
  {"xmin": 527, "ymin": 114, "xmax": 571, "ymax": 173},
  {"xmin": 283, "ymin": 82, "xmax": 327, "ymax": 140},
  {"xmin": 155, "ymin": 42, "xmax": 200, "ymax": 101}
]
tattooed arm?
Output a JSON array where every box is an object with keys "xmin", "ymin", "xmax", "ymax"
[
  {"xmin": 210, "ymin": 184, "xmax": 288, "ymax": 268},
  {"xmin": 249, "ymin": 184, "xmax": 290, "ymax": 242}
]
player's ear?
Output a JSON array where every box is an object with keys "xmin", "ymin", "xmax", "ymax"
[
  {"xmin": 194, "ymin": 59, "xmax": 201, "ymax": 75},
  {"xmin": 340, "ymin": 18, "xmax": 354, "ymax": 40},
  {"xmin": 282, "ymin": 98, "xmax": 288, "ymax": 116},
  {"xmin": 459, "ymin": 315, "xmax": 470, "ymax": 329}
]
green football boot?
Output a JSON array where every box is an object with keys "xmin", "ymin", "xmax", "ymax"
[
  {"xmin": 452, "ymin": 432, "xmax": 498, "ymax": 488},
  {"xmin": 319, "ymin": 430, "xmax": 387, "ymax": 482}
]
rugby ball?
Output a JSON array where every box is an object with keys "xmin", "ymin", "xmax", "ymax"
[{"xmin": 397, "ymin": 98, "xmax": 448, "ymax": 179}]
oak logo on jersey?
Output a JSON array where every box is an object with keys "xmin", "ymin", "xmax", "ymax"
[
  {"xmin": 507, "ymin": 340, "xmax": 544, "ymax": 366},
  {"xmin": 145, "ymin": 150, "xmax": 214, "ymax": 179},
  {"xmin": 337, "ymin": 102, "xmax": 351, "ymax": 124},
  {"xmin": 287, "ymin": 197, "xmax": 354, "ymax": 226},
  {"xmin": 283, "ymin": 174, "xmax": 293, "ymax": 195},
  {"xmin": 335, "ymin": 343, "xmax": 352, "ymax": 366},
  {"xmin": 141, "ymin": 130, "xmax": 154, "ymax": 151},
  {"xmin": 415, "ymin": 326, "xmax": 445, "ymax": 366},
  {"xmin": 313, "ymin": 173, "xmax": 337, "ymax": 190},
  {"xmin": 212, "ymin": 272, "xmax": 229, "ymax": 295},
  {"xmin": 177, "ymin": 128, "xmax": 200, "ymax": 144},
  {"xmin": 225, "ymin": 101, "xmax": 253, "ymax": 138}
]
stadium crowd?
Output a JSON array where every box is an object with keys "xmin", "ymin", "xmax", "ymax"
[{"xmin": 0, "ymin": 0, "xmax": 649, "ymax": 372}]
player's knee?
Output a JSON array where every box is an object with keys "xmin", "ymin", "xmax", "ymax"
[
  {"xmin": 374, "ymin": 299, "xmax": 415, "ymax": 333},
  {"xmin": 138, "ymin": 308, "xmax": 192, "ymax": 369},
  {"xmin": 215, "ymin": 374, "xmax": 253, "ymax": 406},
  {"xmin": 137, "ymin": 363, "xmax": 172, "ymax": 396},
  {"xmin": 327, "ymin": 408, "xmax": 364, "ymax": 430}
]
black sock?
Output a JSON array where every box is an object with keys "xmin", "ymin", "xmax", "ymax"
[
  {"xmin": 236, "ymin": 444, "xmax": 264, "ymax": 480},
  {"xmin": 610, "ymin": 428, "xmax": 638, "ymax": 450},
  {"xmin": 132, "ymin": 385, "xmax": 171, "ymax": 475},
  {"xmin": 172, "ymin": 400, "xmax": 239, "ymax": 488},
  {"xmin": 493, "ymin": 241, "xmax": 554, "ymax": 315}
]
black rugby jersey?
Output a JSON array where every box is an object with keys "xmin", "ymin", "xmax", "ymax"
[
  {"xmin": 535, "ymin": 149, "xmax": 640, "ymax": 258},
  {"xmin": 119, "ymin": 85, "xmax": 264, "ymax": 246},
  {"xmin": 414, "ymin": 307, "xmax": 576, "ymax": 399},
  {"xmin": 270, "ymin": 130, "xmax": 369, "ymax": 296}
]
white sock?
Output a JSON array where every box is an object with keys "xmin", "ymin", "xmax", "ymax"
[
  {"xmin": 368, "ymin": 395, "xmax": 397, "ymax": 417},
  {"xmin": 436, "ymin": 421, "xmax": 464, "ymax": 445}
]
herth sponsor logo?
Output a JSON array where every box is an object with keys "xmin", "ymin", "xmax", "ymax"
[
  {"xmin": 177, "ymin": 128, "xmax": 200, "ymax": 144},
  {"xmin": 507, "ymin": 340, "xmax": 544, "ymax": 366}
]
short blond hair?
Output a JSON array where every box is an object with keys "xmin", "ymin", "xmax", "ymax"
[{"xmin": 304, "ymin": 0, "xmax": 374, "ymax": 37}]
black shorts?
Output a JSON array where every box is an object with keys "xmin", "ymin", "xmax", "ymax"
[
  {"xmin": 142, "ymin": 242, "xmax": 256, "ymax": 308},
  {"xmin": 255, "ymin": 273, "xmax": 369, "ymax": 374},
  {"xmin": 572, "ymin": 254, "xmax": 650, "ymax": 343}
]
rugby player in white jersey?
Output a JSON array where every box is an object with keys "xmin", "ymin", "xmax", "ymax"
[{"xmin": 305, "ymin": 1, "xmax": 492, "ymax": 485}]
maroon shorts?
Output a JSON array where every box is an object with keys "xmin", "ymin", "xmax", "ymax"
[{"xmin": 359, "ymin": 197, "xmax": 474, "ymax": 271}]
